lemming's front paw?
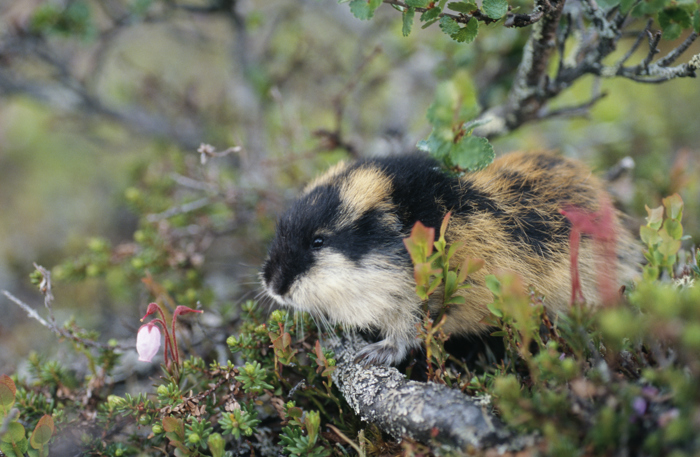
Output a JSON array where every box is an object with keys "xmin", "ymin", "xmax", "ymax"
[{"xmin": 354, "ymin": 339, "xmax": 408, "ymax": 366}]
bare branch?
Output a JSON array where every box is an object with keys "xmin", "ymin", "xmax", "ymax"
[
  {"xmin": 3, "ymin": 290, "xmax": 52, "ymax": 329},
  {"xmin": 3, "ymin": 290, "xmax": 128, "ymax": 351},
  {"xmin": 539, "ymin": 90, "xmax": 608, "ymax": 120},
  {"xmin": 615, "ymin": 19, "xmax": 653, "ymax": 67},
  {"xmin": 146, "ymin": 197, "xmax": 217, "ymax": 223},
  {"xmin": 640, "ymin": 30, "xmax": 662, "ymax": 72},
  {"xmin": 169, "ymin": 173, "xmax": 220, "ymax": 193},
  {"xmin": 327, "ymin": 334, "xmax": 534, "ymax": 449},
  {"xmin": 657, "ymin": 32, "xmax": 699, "ymax": 67}
]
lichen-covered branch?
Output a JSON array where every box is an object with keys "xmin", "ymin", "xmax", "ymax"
[
  {"xmin": 327, "ymin": 334, "xmax": 532, "ymax": 450},
  {"xmin": 474, "ymin": 0, "xmax": 699, "ymax": 138}
]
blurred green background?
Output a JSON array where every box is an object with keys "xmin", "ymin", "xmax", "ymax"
[{"xmin": 1, "ymin": 0, "xmax": 699, "ymax": 373}]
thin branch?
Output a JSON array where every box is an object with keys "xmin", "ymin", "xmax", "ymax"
[
  {"xmin": 615, "ymin": 51, "xmax": 700, "ymax": 82},
  {"xmin": 146, "ymin": 197, "xmax": 217, "ymax": 223},
  {"xmin": 556, "ymin": 13, "xmax": 573, "ymax": 78},
  {"xmin": 3, "ymin": 290, "xmax": 128, "ymax": 351},
  {"xmin": 657, "ymin": 32, "xmax": 699, "ymax": 67},
  {"xmin": 504, "ymin": 9, "xmax": 545, "ymax": 28},
  {"xmin": 169, "ymin": 173, "xmax": 220, "ymax": 193},
  {"xmin": 383, "ymin": 0, "xmax": 470, "ymax": 24},
  {"xmin": 3, "ymin": 291, "xmax": 52, "ymax": 329},
  {"xmin": 538, "ymin": 90, "xmax": 608, "ymax": 120},
  {"xmin": 615, "ymin": 19, "xmax": 653, "ymax": 67},
  {"xmin": 640, "ymin": 30, "xmax": 662, "ymax": 72}
]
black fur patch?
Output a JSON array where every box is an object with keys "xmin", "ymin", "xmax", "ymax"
[
  {"xmin": 497, "ymin": 169, "xmax": 570, "ymax": 255},
  {"xmin": 332, "ymin": 209, "xmax": 405, "ymax": 263},
  {"xmin": 534, "ymin": 154, "xmax": 574, "ymax": 170},
  {"xmin": 263, "ymin": 185, "xmax": 342, "ymax": 296}
]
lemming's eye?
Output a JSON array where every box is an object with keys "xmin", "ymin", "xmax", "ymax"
[{"xmin": 311, "ymin": 237, "xmax": 324, "ymax": 249}]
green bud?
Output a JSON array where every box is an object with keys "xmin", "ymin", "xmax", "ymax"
[
  {"xmin": 107, "ymin": 395, "xmax": 126, "ymax": 409},
  {"xmin": 157, "ymin": 385, "xmax": 169, "ymax": 396},
  {"xmin": 270, "ymin": 309, "xmax": 287, "ymax": 322},
  {"xmin": 125, "ymin": 187, "xmax": 140, "ymax": 201},
  {"xmin": 152, "ymin": 424, "xmax": 163, "ymax": 434},
  {"xmin": 88, "ymin": 237, "xmax": 107, "ymax": 252},
  {"xmin": 226, "ymin": 335, "xmax": 237, "ymax": 346},
  {"xmin": 188, "ymin": 432, "xmax": 200, "ymax": 443},
  {"xmin": 561, "ymin": 357, "xmax": 577, "ymax": 378},
  {"xmin": 86, "ymin": 264, "xmax": 100, "ymax": 277},
  {"xmin": 133, "ymin": 230, "xmax": 146, "ymax": 243}
]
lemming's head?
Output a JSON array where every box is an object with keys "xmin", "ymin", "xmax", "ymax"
[{"xmin": 260, "ymin": 161, "xmax": 415, "ymax": 329}]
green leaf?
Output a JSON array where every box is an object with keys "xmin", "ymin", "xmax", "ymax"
[
  {"xmin": 645, "ymin": 205, "xmax": 664, "ymax": 230},
  {"xmin": 349, "ymin": 0, "xmax": 382, "ymax": 20},
  {"xmin": 463, "ymin": 118, "xmax": 492, "ymax": 135},
  {"xmin": 30, "ymin": 415, "xmax": 54, "ymax": 449},
  {"xmin": 458, "ymin": 257, "xmax": 484, "ymax": 283},
  {"xmin": 448, "ymin": 1, "xmax": 478, "ymax": 12},
  {"xmin": 662, "ymin": 193, "xmax": 684, "ymax": 221},
  {"xmin": 661, "ymin": 21, "xmax": 682, "ymax": 39},
  {"xmin": 663, "ymin": 218, "xmax": 683, "ymax": 241},
  {"xmin": 438, "ymin": 15, "xmax": 461, "ymax": 35},
  {"xmin": 450, "ymin": 135, "xmax": 495, "ymax": 171},
  {"xmin": 657, "ymin": 229, "xmax": 681, "ymax": 257},
  {"xmin": 446, "ymin": 240, "xmax": 463, "ymax": 261},
  {"xmin": 659, "ymin": 8, "xmax": 692, "ymax": 30},
  {"xmin": 1, "ymin": 422, "xmax": 26, "ymax": 445},
  {"xmin": 421, "ymin": 6, "xmax": 442, "ymax": 21},
  {"xmin": 421, "ymin": 17, "xmax": 440, "ymax": 28},
  {"xmin": 694, "ymin": 10, "xmax": 700, "ymax": 33},
  {"xmin": 640, "ymin": 225, "xmax": 661, "ymax": 247},
  {"xmin": 404, "ymin": 221, "xmax": 435, "ymax": 263},
  {"xmin": 482, "ymin": 0, "xmax": 508, "ymax": 19},
  {"xmin": 406, "ymin": 0, "xmax": 430, "ymax": 6},
  {"xmin": 445, "ymin": 295, "xmax": 466, "ymax": 305},
  {"xmin": 402, "ymin": 7, "xmax": 415, "ymax": 36},
  {"xmin": 427, "ymin": 277, "xmax": 443, "ymax": 295},
  {"xmin": 0, "ymin": 375, "xmax": 16, "ymax": 412},
  {"xmin": 487, "ymin": 302, "xmax": 503, "ymax": 317},
  {"xmin": 417, "ymin": 130, "xmax": 452, "ymax": 159},
  {"xmin": 415, "ymin": 262, "xmax": 437, "ymax": 287},
  {"xmin": 485, "ymin": 274, "xmax": 501, "ymax": 297},
  {"xmin": 451, "ymin": 16, "xmax": 479, "ymax": 42},
  {"xmin": 643, "ymin": 265, "xmax": 660, "ymax": 282},
  {"xmin": 632, "ymin": 0, "xmax": 667, "ymax": 16},
  {"xmin": 445, "ymin": 270, "xmax": 458, "ymax": 297}
]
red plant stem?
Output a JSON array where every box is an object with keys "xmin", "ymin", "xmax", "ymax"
[
  {"xmin": 148, "ymin": 318, "xmax": 173, "ymax": 368},
  {"xmin": 170, "ymin": 316, "xmax": 179, "ymax": 365}
]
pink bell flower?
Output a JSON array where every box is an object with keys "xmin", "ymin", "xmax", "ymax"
[{"xmin": 136, "ymin": 322, "xmax": 162, "ymax": 362}]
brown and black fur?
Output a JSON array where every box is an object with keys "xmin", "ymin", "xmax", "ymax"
[{"xmin": 261, "ymin": 152, "xmax": 640, "ymax": 365}]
